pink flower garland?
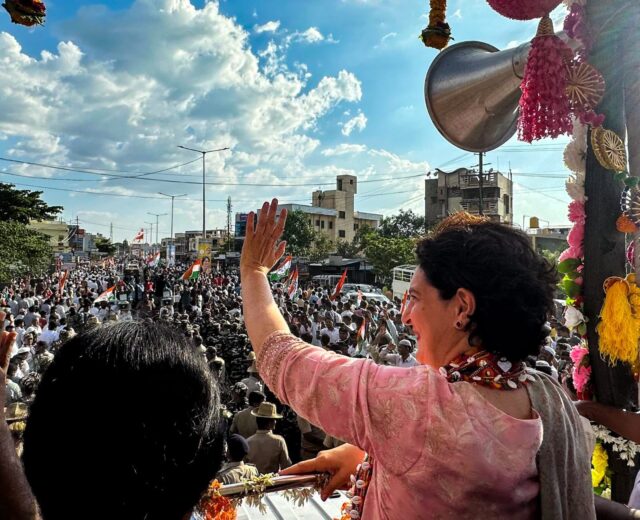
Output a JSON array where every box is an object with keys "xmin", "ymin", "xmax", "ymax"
[
  {"xmin": 486, "ymin": 0, "xmax": 561, "ymax": 20},
  {"xmin": 518, "ymin": 32, "xmax": 574, "ymax": 142},
  {"xmin": 569, "ymin": 345, "xmax": 591, "ymax": 395}
]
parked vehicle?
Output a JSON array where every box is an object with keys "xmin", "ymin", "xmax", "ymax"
[
  {"xmin": 346, "ymin": 291, "xmax": 391, "ymax": 305},
  {"xmin": 391, "ymin": 265, "xmax": 416, "ymax": 300}
]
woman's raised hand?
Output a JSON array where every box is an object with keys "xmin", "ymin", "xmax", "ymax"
[{"xmin": 240, "ymin": 199, "xmax": 288, "ymax": 276}]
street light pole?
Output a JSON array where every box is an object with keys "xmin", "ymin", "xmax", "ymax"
[
  {"xmin": 178, "ymin": 145, "xmax": 230, "ymax": 241},
  {"xmin": 158, "ymin": 193, "xmax": 187, "ymax": 246},
  {"xmin": 147, "ymin": 212, "xmax": 168, "ymax": 246},
  {"xmin": 144, "ymin": 221, "xmax": 154, "ymax": 251}
]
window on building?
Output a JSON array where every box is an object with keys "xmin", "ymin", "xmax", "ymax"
[
  {"xmin": 353, "ymin": 223, "xmax": 359, "ymax": 231},
  {"xmin": 339, "ymin": 230, "xmax": 346, "ymax": 238},
  {"xmin": 315, "ymin": 220, "xmax": 320, "ymax": 227},
  {"xmin": 503, "ymin": 194, "xmax": 510, "ymax": 215},
  {"xmin": 350, "ymin": 179, "xmax": 354, "ymax": 185},
  {"xmin": 339, "ymin": 211, "xmax": 346, "ymax": 219},
  {"xmin": 430, "ymin": 196, "xmax": 438, "ymax": 204},
  {"xmin": 337, "ymin": 179, "xmax": 343, "ymax": 191},
  {"xmin": 309, "ymin": 219, "xmax": 312, "ymax": 225},
  {"xmin": 321, "ymin": 221, "xmax": 325, "ymax": 229},
  {"xmin": 329, "ymin": 221, "xmax": 334, "ymax": 229}
]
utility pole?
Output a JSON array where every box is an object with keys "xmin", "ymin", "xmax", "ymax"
[
  {"xmin": 109, "ymin": 222, "xmax": 113, "ymax": 242},
  {"xmin": 147, "ymin": 212, "xmax": 167, "ymax": 247},
  {"xmin": 227, "ymin": 196, "xmax": 232, "ymax": 252},
  {"xmin": 477, "ymin": 152, "xmax": 484, "ymax": 216},
  {"xmin": 158, "ymin": 192, "xmax": 186, "ymax": 245},
  {"xmin": 178, "ymin": 145, "xmax": 230, "ymax": 241},
  {"xmin": 145, "ymin": 221, "xmax": 154, "ymax": 251}
]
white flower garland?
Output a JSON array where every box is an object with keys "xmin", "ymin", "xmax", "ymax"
[{"xmin": 592, "ymin": 424, "xmax": 640, "ymax": 467}]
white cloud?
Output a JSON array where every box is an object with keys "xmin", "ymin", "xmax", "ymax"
[
  {"xmin": 341, "ymin": 112, "xmax": 367, "ymax": 136},
  {"xmin": 453, "ymin": 9, "xmax": 462, "ymax": 19},
  {"xmin": 0, "ymin": 0, "xmax": 429, "ymax": 240},
  {"xmin": 321, "ymin": 144, "xmax": 368, "ymax": 156},
  {"xmin": 254, "ymin": 20, "xmax": 280, "ymax": 34},
  {"xmin": 380, "ymin": 32, "xmax": 397, "ymax": 43},
  {"xmin": 289, "ymin": 27, "xmax": 338, "ymax": 45}
]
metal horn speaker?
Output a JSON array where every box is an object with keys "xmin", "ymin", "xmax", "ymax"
[{"xmin": 424, "ymin": 40, "xmax": 533, "ymax": 153}]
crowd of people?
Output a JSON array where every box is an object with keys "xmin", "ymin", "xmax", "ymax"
[{"xmin": 0, "ymin": 205, "xmax": 637, "ymax": 519}]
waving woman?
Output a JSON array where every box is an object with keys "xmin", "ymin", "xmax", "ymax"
[{"xmin": 241, "ymin": 200, "xmax": 595, "ymax": 519}]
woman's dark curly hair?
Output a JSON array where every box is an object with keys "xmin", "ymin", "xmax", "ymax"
[
  {"xmin": 23, "ymin": 321, "xmax": 224, "ymax": 520},
  {"xmin": 416, "ymin": 214, "xmax": 557, "ymax": 362}
]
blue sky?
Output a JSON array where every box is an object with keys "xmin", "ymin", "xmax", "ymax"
[{"xmin": 0, "ymin": 0, "xmax": 571, "ymax": 242}]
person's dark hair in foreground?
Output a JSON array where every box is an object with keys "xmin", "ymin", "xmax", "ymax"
[{"xmin": 23, "ymin": 321, "xmax": 224, "ymax": 520}]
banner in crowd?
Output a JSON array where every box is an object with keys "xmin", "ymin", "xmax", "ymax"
[
  {"xmin": 166, "ymin": 245, "xmax": 175, "ymax": 267},
  {"xmin": 198, "ymin": 243, "xmax": 212, "ymax": 275}
]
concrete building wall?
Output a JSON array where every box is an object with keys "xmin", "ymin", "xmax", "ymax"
[{"xmin": 29, "ymin": 220, "xmax": 70, "ymax": 253}]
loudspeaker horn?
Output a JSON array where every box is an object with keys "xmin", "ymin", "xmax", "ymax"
[{"xmin": 425, "ymin": 35, "xmax": 574, "ymax": 153}]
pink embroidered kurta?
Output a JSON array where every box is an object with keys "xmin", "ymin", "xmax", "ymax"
[{"xmin": 257, "ymin": 332, "xmax": 543, "ymax": 520}]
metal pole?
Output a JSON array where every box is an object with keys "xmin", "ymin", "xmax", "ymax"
[
  {"xmin": 178, "ymin": 145, "xmax": 230, "ymax": 242},
  {"xmin": 202, "ymin": 152, "xmax": 206, "ymax": 241},
  {"xmin": 478, "ymin": 152, "xmax": 484, "ymax": 216},
  {"xmin": 158, "ymin": 193, "xmax": 186, "ymax": 246}
]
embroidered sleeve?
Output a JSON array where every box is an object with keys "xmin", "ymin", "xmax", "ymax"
[{"xmin": 255, "ymin": 331, "xmax": 448, "ymax": 474}]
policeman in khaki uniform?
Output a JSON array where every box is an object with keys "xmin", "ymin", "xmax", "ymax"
[
  {"xmin": 215, "ymin": 435, "xmax": 259, "ymax": 485},
  {"xmin": 246, "ymin": 402, "xmax": 291, "ymax": 474}
]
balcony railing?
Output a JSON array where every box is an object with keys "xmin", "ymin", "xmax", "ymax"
[{"xmin": 459, "ymin": 172, "xmax": 499, "ymax": 188}]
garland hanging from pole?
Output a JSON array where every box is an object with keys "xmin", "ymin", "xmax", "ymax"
[{"xmin": 420, "ymin": 0, "xmax": 452, "ymax": 50}]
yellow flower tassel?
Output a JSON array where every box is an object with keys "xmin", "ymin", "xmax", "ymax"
[
  {"xmin": 597, "ymin": 274, "xmax": 640, "ymax": 365},
  {"xmin": 592, "ymin": 443, "xmax": 608, "ymax": 489}
]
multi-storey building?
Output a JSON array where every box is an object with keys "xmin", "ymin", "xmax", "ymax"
[
  {"xmin": 425, "ymin": 167, "xmax": 513, "ymax": 228},
  {"xmin": 281, "ymin": 174, "xmax": 382, "ymax": 243}
]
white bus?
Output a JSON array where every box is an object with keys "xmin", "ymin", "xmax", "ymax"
[{"xmin": 391, "ymin": 265, "xmax": 416, "ymax": 300}]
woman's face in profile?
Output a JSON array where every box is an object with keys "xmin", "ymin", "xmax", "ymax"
[{"xmin": 402, "ymin": 268, "xmax": 458, "ymax": 367}]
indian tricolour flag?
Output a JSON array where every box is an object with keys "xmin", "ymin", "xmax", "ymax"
[
  {"xmin": 269, "ymin": 255, "xmax": 292, "ymax": 282},
  {"xmin": 287, "ymin": 267, "xmax": 299, "ymax": 299},
  {"xmin": 181, "ymin": 259, "xmax": 202, "ymax": 281},
  {"xmin": 95, "ymin": 285, "xmax": 116, "ymax": 303}
]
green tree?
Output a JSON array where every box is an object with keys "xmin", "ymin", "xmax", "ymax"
[
  {"xmin": 378, "ymin": 210, "xmax": 426, "ymax": 238},
  {"xmin": 0, "ymin": 183, "xmax": 63, "ymax": 224},
  {"xmin": 309, "ymin": 232, "xmax": 334, "ymax": 262},
  {"xmin": 95, "ymin": 237, "xmax": 116, "ymax": 256},
  {"xmin": 0, "ymin": 221, "xmax": 53, "ymax": 282},
  {"xmin": 282, "ymin": 210, "xmax": 315, "ymax": 256},
  {"xmin": 361, "ymin": 231, "xmax": 416, "ymax": 286},
  {"xmin": 335, "ymin": 239, "xmax": 361, "ymax": 258}
]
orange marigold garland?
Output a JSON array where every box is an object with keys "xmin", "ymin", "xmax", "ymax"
[
  {"xmin": 420, "ymin": 0, "xmax": 452, "ymax": 50},
  {"xmin": 2, "ymin": 0, "xmax": 46, "ymax": 27},
  {"xmin": 198, "ymin": 480, "xmax": 237, "ymax": 520}
]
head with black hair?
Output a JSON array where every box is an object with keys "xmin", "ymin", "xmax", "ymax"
[
  {"xmin": 23, "ymin": 321, "xmax": 224, "ymax": 520},
  {"xmin": 404, "ymin": 212, "xmax": 557, "ymax": 366}
]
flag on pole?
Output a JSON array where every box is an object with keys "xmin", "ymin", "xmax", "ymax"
[
  {"xmin": 133, "ymin": 229, "xmax": 144, "ymax": 243},
  {"xmin": 95, "ymin": 285, "xmax": 116, "ymax": 303},
  {"xmin": 58, "ymin": 270, "xmax": 68, "ymax": 295},
  {"xmin": 330, "ymin": 269, "xmax": 348, "ymax": 300},
  {"xmin": 287, "ymin": 267, "xmax": 299, "ymax": 299},
  {"xmin": 356, "ymin": 289, "xmax": 363, "ymax": 307},
  {"xmin": 400, "ymin": 291, "xmax": 408, "ymax": 315},
  {"xmin": 355, "ymin": 318, "xmax": 368, "ymax": 356},
  {"xmin": 181, "ymin": 259, "xmax": 202, "ymax": 281},
  {"xmin": 269, "ymin": 255, "xmax": 292, "ymax": 282}
]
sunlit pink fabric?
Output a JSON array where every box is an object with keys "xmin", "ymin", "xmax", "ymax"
[{"xmin": 257, "ymin": 331, "xmax": 543, "ymax": 519}]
